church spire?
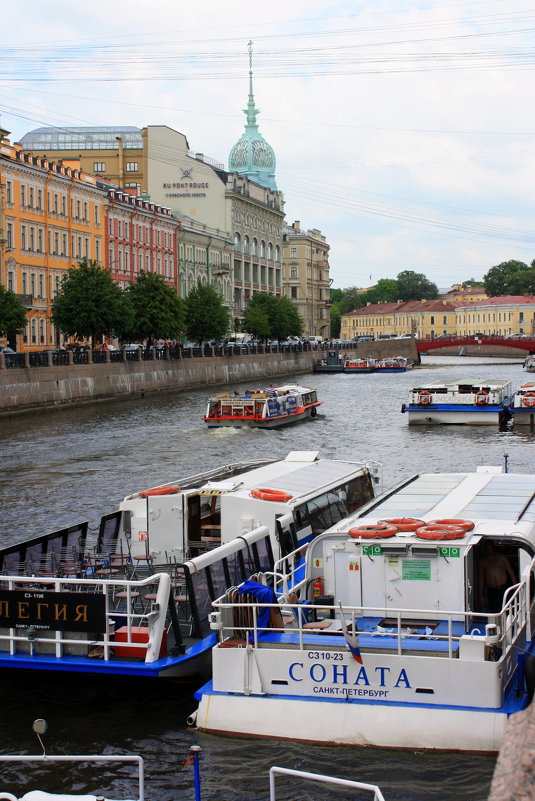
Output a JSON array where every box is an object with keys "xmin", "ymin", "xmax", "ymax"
[
  {"xmin": 228, "ymin": 41, "xmax": 278, "ymax": 192},
  {"xmin": 244, "ymin": 40, "xmax": 260, "ymax": 130}
]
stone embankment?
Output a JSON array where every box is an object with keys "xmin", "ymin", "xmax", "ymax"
[
  {"xmin": 488, "ymin": 699, "xmax": 535, "ymax": 801},
  {"xmin": 0, "ymin": 340, "xmax": 417, "ymax": 417}
]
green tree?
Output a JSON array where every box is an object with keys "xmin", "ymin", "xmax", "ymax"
[
  {"xmin": 483, "ymin": 260, "xmax": 530, "ymax": 296},
  {"xmin": 278, "ymin": 296, "xmax": 303, "ymax": 339},
  {"xmin": 123, "ymin": 270, "xmax": 184, "ymax": 342},
  {"xmin": 241, "ymin": 293, "xmax": 302, "ymax": 340},
  {"xmin": 51, "ymin": 259, "xmax": 127, "ymax": 344},
  {"xmin": 339, "ymin": 287, "xmax": 367, "ymax": 314},
  {"xmin": 241, "ymin": 304, "xmax": 271, "ymax": 340},
  {"xmin": 508, "ymin": 268, "xmax": 535, "ymax": 295},
  {"xmin": 365, "ymin": 278, "xmax": 399, "ymax": 304},
  {"xmin": 396, "ymin": 270, "xmax": 439, "ymax": 301},
  {"xmin": 330, "ymin": 288, "xmax": 344, "ymax": 305},
  {"xmin": 462, "ymin": 278, "xmax": 482, "ymax": 287},
  {"xmin": 184, "ymin": 282, "xmax": 230, "ymax": 343},
  {"xmin": 330, "ymin": 304, "xmax": 341, "ymax": 338},
  {"xmin": 0, "ymin": 285, "xmax": 27, "ymax": 339}
]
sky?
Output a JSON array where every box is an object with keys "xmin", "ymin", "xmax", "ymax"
[{"xmin": 2, "ymin": 0, "xmax": 535, "ymax": 290}]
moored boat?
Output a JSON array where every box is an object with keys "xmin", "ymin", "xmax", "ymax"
[
  {"xmin": 0, "ymin": 452, "xmax": 378, "ymax": 679},
  {"xmin": 510, "ymin": 381, "xmax": 535, "ymax": 427},
  {"xmin": 374, "ymin": 356, "xmax": 411, "ymax": 373},
  {"xmin": 523, "ymin": 355, "xmax": 535, "ymax": 373},
  {"xmin": 343, "ymin": 357, "xmax": 377, "ymax": 374},
  {"xmin": 313, "ymin": 349, "xmax": 345, "ymax": 373},
  {"xmin": 194, "ymin": 464, "xmax": 535, "ymax": 752},
  {"xmin": 401, "ymin": 379, "xmax": 512, "ymax": 425},
  {"xmin": 204, "ymin": 384, "xmax": 322, "ymax": 428}
]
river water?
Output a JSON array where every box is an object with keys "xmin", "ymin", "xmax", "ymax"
[{"xmin": 0, "ymin": 355, "xmax": 532, "ymax": 800}]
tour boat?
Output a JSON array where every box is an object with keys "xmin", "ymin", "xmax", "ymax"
[
  {"xmin": 313, "ymin": 349, "xmax": 345, "ymax": 373},
  {"xmin": 343, "ymin": 358, "xmax": 377, "ymax": 374},
  {"xmin": 510, "ymin": 382, "xmax": 535, "ymax": 427},
  {"xmin": 374, "ymin": 356, "xmax": 411, "ymax": 373},
  {"xmin": 0, "ymin": 452, "xmax": 378, "ymax": 679},
  {"xmin": 204, "ymin": 384, "xmax": 322, "ymax": 428},
  {"xmin": 523, "ymin": 355, "xmax": 535, "ymax": 373},
  {"xmin": 194, "ymin": 465, "xmax": 535, "ymax": 753},
  {"xmin": 401, "ymin": 379, "xmax": 512, "ymax": 425}
]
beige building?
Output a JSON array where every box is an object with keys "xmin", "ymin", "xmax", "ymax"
[
  {"xmin": 455, "ymin": 295, "xmax": 535, "ymax": 336},
  {"xmin": 282, "ymin": 221, "xmax": 331, "ymax": 338},
  {"xmin": 341, "ymin": 299, "xmax": 457, "ymax": 340}
]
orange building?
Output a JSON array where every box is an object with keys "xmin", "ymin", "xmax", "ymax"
[{"xmin": 0, "ymin": 129, "xmax": 106, "ymax": 351}]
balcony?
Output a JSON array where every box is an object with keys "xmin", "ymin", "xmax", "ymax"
[{"xmin": 16, "ymin": 294, "xmax": 33, "ymax": 308}]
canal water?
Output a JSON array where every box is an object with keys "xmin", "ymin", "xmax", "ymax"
[{"xmin": 0, "ymin": 355, "xmax": 532, "ymax": 800}]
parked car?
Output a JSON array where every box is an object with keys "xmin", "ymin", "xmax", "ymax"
[
  {"xmin": 354, "ymin": 336, "xmax": 374, "ymax": 342},
  {"xmin": 506, "ymin": 333, "xmax": 528, "ymax": 339}
]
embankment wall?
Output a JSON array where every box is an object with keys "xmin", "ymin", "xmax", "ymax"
[{"xmin": 0, "ymin": 340, "xmax": 418, "ymax": 417}]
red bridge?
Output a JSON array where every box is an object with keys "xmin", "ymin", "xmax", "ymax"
[{"xmin": 416, "ymin": 335, "xmax": 535, "ymax": 354}]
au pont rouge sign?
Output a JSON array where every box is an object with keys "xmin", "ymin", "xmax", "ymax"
[{"xmin": 0, "ymin": 589, "xmax": 106, "ymax": 632}]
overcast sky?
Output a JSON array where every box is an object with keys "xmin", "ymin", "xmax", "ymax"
[{"xmin": 2, "ymin": 0, "xmax": 535, "ymax": 289}]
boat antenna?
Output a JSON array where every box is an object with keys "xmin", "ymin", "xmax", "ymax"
[{"xmin": 32, "ymin": 718, "xmax": 48, "ymax": 756}]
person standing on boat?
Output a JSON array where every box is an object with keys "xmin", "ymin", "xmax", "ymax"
[{"xmin": 478, "ymin": 541, "xmax": 516, "ymax": 613}]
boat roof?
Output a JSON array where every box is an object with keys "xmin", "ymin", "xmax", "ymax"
[
  {"xmin": 413, "ymin": 379, "xmax": 511, "ymax": 390},
  {"xmin": 334, "ymin": 471, "xmax": 535, "ymax": 543},
  {"xmin": 200, "ymin": 451, "xmax": 369, "ymax": 500}
]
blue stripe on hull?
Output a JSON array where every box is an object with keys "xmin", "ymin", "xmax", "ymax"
[{"xmin": 405, "ymin": 404, "xmax": 505, "ymax": 412}]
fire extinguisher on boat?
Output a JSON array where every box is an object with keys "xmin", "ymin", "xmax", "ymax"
[{"xmin": 312, "ymin": 577, "xmax": 324, "ymax": 599}]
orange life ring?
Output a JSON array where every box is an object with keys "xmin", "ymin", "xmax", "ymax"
[
  {"xmin": 139, "ymin": 485, "xmax": 181, "ymax": 498},
  {"xmin": 431, "ymin": 518, "xmax": 475, "ymax": 532},
  {"xmin": 349, "ymin": 523, "xmax": 398, "ymax": 539},
  {"xmin": 418, "ymin": 391, "xmax": 432, "ymax": 405},
  {"xmin": 475, "ymin": 391, "xmax": 489, "ymax": 405},
  {"xmin": 250, "ymin": 488, "xmax": 293, "ymax": 503},
  {"xmin": 522, "ymin": 393, "xmax": 535, "ymax": 408},
  {"xmin": 377, "ymin": 518, "xmax": 425, "ymax": 532},
  {"xmin": 415, "ymin": 524, "xmax": 465, "ymax": 541}
]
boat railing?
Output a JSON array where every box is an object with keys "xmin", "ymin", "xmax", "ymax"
[
  {"xmin": 0, "ymin": 753, "xmax": 145, "ymax": 801},
  {"xmin": 211, "ymin": 580, "xmax": 530, "ymax": 659},
  {"xmin": 271, "ymin": 544, "xmax": 310, "ymax": 597},
  {"xmin": 0, "ymin": 572, "xmax": 171, "ymax": 663},
  {"xmin": 269, "ymin": 767, "xmax": 385, "ymax": 801}
]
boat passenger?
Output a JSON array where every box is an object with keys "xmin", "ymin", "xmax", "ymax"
[{"xmin": 478, "ymin": 541, "xmax": 516, "ymax": 613}]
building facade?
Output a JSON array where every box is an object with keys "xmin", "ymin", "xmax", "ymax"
[
  {"xmin": 0, "ymin": 129, "xmax": 105, "ymax": 351},
  {"xmin": 341, "ymin": 299, "xmax": 458, "ymax": 340},
  {"xmin": 282, "ymin": 220, "xmax": 331, "ymax": 337},
  {"xmin": 455, "ymin": 295, "xmax": 535, "ymax": 336}
]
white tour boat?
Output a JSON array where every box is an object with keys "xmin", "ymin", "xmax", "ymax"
[
  {"xmin": 204, "ymin": 384, "xmax": 321, "ymax": 428},
  {"xmin": 510, "ymin": 381, "xmax": 535, "ymax": 427},
  {"xmin": 401, "ymin": 379, "xmax": 512, "ymax": 425},
  {"xmin": 523, "ymin": 355, "xmax": 535, "ymax": 373},
  {"xmin": 0, "ymin": 452, "xmax": 378, "ymax": 679},
  {"xmin": 374, "ymin": 356, "xmax": 411, "ymax": 373},
  {"xmin": 194, "ymin": 465, "xmax": 535, "ymax": 753}
]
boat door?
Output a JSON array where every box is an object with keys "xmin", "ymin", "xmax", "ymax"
[
  {"xmin": 275, "ymin": 512, "xmax": 298, "ymax": 560},
  {"xmin": 465, "ymin": 542, "xmax": 476, "ymax": 626}
]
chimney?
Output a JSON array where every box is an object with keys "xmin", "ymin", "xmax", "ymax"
[{"xmin": 294, "ymin": 221, "xmax": 300, "ymax": 233}]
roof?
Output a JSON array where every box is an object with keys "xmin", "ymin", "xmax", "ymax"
[
  {"xmin": 456, "ymin": 294, "xmax": 535, "ymax": 308},
  {"xmin": 343, "ymin": 299, "xmax": 457, "ymax": 317},
  {"xmin": 19, "ymin": 126, "xmax": 143, "ymax": 151}
]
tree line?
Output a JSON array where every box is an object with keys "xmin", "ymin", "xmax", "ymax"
[{"xmin": 0, "ymin": 259, "xmax": 302, "ymax": 346}]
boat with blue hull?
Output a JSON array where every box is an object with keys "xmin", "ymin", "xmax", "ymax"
[
  {"xmin": 510, "ymin": 381, "xmax": 535, "ymax": 427},
  {"xmin": 194, "ymin": 465, "xmax": 535, "ymax": 752},
  {"xmin": 401, "ymin": 379, "xmax": 512, "ymax": 425},
  {"xmin": 0, "ymin": 452, "xmax": 378, "ymax": 679}
]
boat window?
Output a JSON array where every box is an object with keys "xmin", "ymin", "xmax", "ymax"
[
  {"xmin": 344, "ymin": 476, "xmax": 374, "ymax": 513},
  {"xmin": 252, "ymin": 536, "xmax": 274, "ymax": 572},
  {"xmin": 226, "ymin": 551, "xmax": 247, "ymax": 586},
  {"xmin": 208, "ymin": 560, "xmax": 227, "ymax": 601},
  {"xmin": 187, "ymin": 495, "xmax": 202, "ymax": 542},
  {"xmin": 187, "ymin": 568, "xmax": 212, "ymax": 637},
  {"xmin": 306, "ymin": 491, "xmax": 347, "ymax": 534},
  {"xmin": 97, "ymin": 511, "xmax": 122, "ymax": 553}
]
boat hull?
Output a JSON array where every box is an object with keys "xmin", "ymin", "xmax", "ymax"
[
  {"xmin": 510, "ymin": 408, "xmax": 535, "ymax": 426},
  {"xmin": 404, "ymin": 405, "xmax": 506, "ymax": 425},
  {"xmin": 205, "ymin": 406, "xmax": 320, "ymax": 429},
  {"xmin": 195, "ymin": 686, "xmax": 507, "ymax": 752}
]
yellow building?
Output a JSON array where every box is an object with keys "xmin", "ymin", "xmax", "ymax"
[
  {"xmin": 441, "ymin": 284, "xmax": 487, "ymax": 304},
  {"xmin": 341, "ymin": 299, "xmax": 457, "ymax": 340},
  {"xmin": 456, "ymin": 295, "xmax": 535, "ymax": 336},
  {"xmin": 0, "ymin": 129, "xmax": 106, "ymax": 351},
  {"xmin": 282, "ymin": 221, "xmax": 331, "ymax": 338}
]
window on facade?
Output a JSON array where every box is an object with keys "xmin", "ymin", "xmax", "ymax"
[
  {"xmin": 234, "ymin": 233, "xmax": 241, "ymax": 252},
  {"xmin": 94, "ymin": 206, "xmax": 100, "ymax": 225},
  {"xmin": 93, "ymin": 163, "xmax": 106, "ymax": 172},
  {"xmin": 29, "ymin": 187, "xmax": 34, "ymax": 208},
  {"xmin": 22, "ymin": 273, "xmax": 27, "ymax": 294},
  {"xmin": 95, "ymin": 240, "xmax": 101, "ymax": 263},
  {"xmin": 83, "ymin": 202, "xmax": 88, "ymax": 220},
  {"xmin": 290, "ymin": 265, "xmax": 298, "ymax": 279},
  {"xmin": 21, "ymin": 225, "xmax": 27, "ymax": 251},
  {"xmin": 76, "ymin": 201, "xmax": 81, "ymax": 219},
  {"xmin": 126, "ymin": 162, "xmax": 138, "ymax": 171},
  {"xmin": 260, "ymin": 240, "xmax": 265, "ymax": 257},
  {"xmin": 21, "ymin": 186, "xmax": 26, "ymax": 206},
  {"xmin": 430, "ymin": 316, "xmax": 435, "ymax": 324},
  {"xmin": 6, "ymin": 181, "xmax": 12, "ymax": 203},
  {"xmin": 30, "ymin": 274, "xmax": 36, "ymax": 297},
  {"xmin": 62, "ymin": 233, "xmax": 67, "ymax": 256},
  {"xmin": 40, "ymin": 319, "xmax": 45, "ymax": 344},
  {"xmin": 275, "ymin": 244, "xmax": 280, "ymax": 262},
  {"xmin": 38, "ymin": 229, "xmax": 43, "ymax": 252},
  {"xmin": 290, "ymin": 247, "xmax": 297, "ymax": 258},
  {"xmin": 7, "ymin": 272, "xmax": 14, "ymax": 291},
  {"xmin": 243, "ymin": 235, "xmax": 249, "ymax": 255},
  {"xmin": 252, "ymin": 238, "xmax": 257, "ymax": 256},
  {"xmin": 62, "ymin": 196, "xmax": 66, "ymax": 216},
  {"xmin": 6, "ymin": 222, "xmax": 13, "ymax": 249},
  {"xmin": 39, "ymin": 275, "xmax": 44, "ymax": 298},
  {"xmin": 54, "ymin": 232, "xmax": 59, "ymax": 254},
  {"xmin": 443, "ymin": 316, "xmax": 447, "ymax": 324},
  {"xmin": 291, "ymin": 286, "xmax": 297, "ymax": 299}
]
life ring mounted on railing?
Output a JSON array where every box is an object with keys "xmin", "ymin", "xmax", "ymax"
[
  {"xmin": 418, "ymin": 391, "xmax": 432, "ymax": 405},
  {"xmin": 475, "ymin": 391, "xmax": 489, "ymax": 405},
  {"xmin": 250, "ymin": 488, "xmax": 293, "ymax": 503},
  {"xmin": 348, "ymin": 523, "xmax": 398, "ymax": 539},
  {"xmin": 415, "ymin": 522, "xmax": 468, "ymax": 541},
  {"xmin": 139, "ymin": 485, "xmax": 181, "ymax": 498},
  {"xmin": 522, "ymin": 392, "xmax": 535, "ymax": 408},
  {"xmin": 377, "ymin": 518, "xmax": 425, "ymax": 532}
]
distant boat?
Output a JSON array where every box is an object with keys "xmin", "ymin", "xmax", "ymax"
[
  {"xmin": 374, "ymin": 356, "xmax": 412, "ymax": 373},
  {"xmin": 523, "ymin": 355, "xmax": 535, "ymax": 373},
  {"xmin": 510, "ymin": 381, "xmax": 535, "ymax": 427},
  {"xmin": 204, "ymin": 384, "xmax": 322, "ymax": 429},
  {"xmin": 313, "ymin": 349, "xmax": 344, "ymax": 372},
  {"xmin": 344, "ymin": 358, "xmax": 377, "ymax": 374},
  {"xmin": 401, "ymin": 379, "xmax": 512, "ymax": 425}
]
